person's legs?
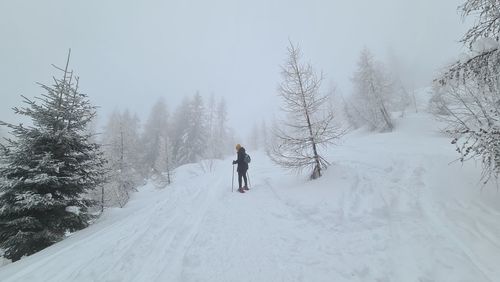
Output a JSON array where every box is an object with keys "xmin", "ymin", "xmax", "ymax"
[
  {"xmin": 238, "ymin": 171, "xmax": 243, "ymax": 188},
  {"xmin": 237, "ymin": 171, "xmax": 244, "ymax": 192},
  {"xmin": 242, "ymin": 170, "xmax": 248, "ymax": 189}
]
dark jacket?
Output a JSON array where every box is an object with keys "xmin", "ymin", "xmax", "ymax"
[{"xmin": 233, "ymin": 147, "xmax": 248, "ymax": 172}]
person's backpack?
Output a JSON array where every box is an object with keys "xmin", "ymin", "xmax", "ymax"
[{"xmin": 244, "ymin": 153, "xmax": 251, "ymax": 164}]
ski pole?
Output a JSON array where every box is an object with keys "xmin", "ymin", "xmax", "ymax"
[
  {"xmin": 232, "ymin": 164, "xmax": 235, "ymax": 192},
  {"xmin": 247, "ymin": 171, "xmax": 251, "ymax": 188}
]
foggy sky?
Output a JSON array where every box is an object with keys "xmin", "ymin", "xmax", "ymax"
[{"xmin": 0, "ymin": 0, "xmax": 468, "ymax": 139}]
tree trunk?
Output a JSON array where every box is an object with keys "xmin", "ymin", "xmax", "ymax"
[{"xmin": 292, "ymin": 51, "xmax": 322, "ymax": 179}]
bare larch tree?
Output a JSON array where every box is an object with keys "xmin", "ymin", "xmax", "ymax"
[{"xmin": 269, "ymin": 42, "xmax": 344, "ymax": 180}]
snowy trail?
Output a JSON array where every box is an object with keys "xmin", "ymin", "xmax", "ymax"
[
  {"xmin": 0, "ymin": 163, "xmax": 232, "ymax": 282},
  {"xmin": 1, "ymin": 113, "xmax": 500, "ymax": 281}
]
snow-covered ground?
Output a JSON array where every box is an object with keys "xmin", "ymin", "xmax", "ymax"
[{"xmin": 1, "ymin": 112, "xmax": 500, "ymax": 281}]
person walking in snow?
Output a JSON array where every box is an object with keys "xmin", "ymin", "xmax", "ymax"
[{"xmin": 232, "ymin": 144, "xmax": 249, "ymax": 193}]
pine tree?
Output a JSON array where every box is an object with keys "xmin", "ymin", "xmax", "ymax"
[
  {"xmin": 205, "ymin": 94, "xmax": 217, "ymax": 159},
  {"xmin": 205, "ymin": 94, "xmax": 231, "ymax": 159},
  {"xmin": 0, "ymin": 51, "xmax": 106, "ymax": 261},
  {"xmin": 171, "ymin": 97, "xmax": 191, "ymax": 166},
  {"xmin": 141, "ymin": 98, "xmax": 170, "ymax": 176},
  {"xmin": 172, "ymin": 93, "xmax": 207, "ymax": 165},
  {"xmin": 215, "ymin": 97, "xmax": 231, "ymax": 157},
  {"xmin": 186, "ymin": 92, "xmax": 207, "ymax": 162}
]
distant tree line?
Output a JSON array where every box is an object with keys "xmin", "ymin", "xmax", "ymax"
[{"xmin": 97, "ymin": 93, "xmax": 235, "ymax": 208}]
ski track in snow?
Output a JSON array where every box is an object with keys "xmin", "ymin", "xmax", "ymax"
[{"xmin": 1, "ymin": 113, "xmax": 500, "ymax": 281}]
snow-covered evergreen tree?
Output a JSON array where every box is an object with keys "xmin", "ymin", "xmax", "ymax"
[
  {"xmin": 171, "ymin": 97, "xmax": 190, "ymax": 166},
  {"xmin": 269, "ymin": 42, "xmax": 344, "ymax": 179},
  {"xmin": 205, "ymin": 94, "xmax": 218, "ymax": 159},
  {"xmin": 200, "ymin": 94, "xmax": 231, "ymax": 159},
  {"xmin": 0, "ymin": 52, "xmax": 106, "ymax": 261},
  {"xmin": 215, "ymin": 97, "xmax": 232, "ymax": 157},
  {"xmin": 346, "ymin": 48, "xmax": 394, "ymax": 131},
  {"xmin": 141, "ymin": 98, "xmax": 170, "ymax": 176},
  {"xmin": 121, "ymin": 110, "xmax": 142, "ymax": 169},
  {"xmin": 185, "ymin": 93, "xmax": 207, "ymax": 162},
  {"xmin": 172, "ymin": 93, "xmax": 207, "ymax": 165}
]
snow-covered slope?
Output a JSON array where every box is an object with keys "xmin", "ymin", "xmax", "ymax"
[{"xmin": 1, "ymin": 113, "xmax": 500, "ymax": 282}]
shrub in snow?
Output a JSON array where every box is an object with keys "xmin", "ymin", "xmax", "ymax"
[{"xmin": 0, "ymin": 51, "xmax": 106, "ymax": 261}]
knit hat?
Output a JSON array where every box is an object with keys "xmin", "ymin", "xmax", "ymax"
[{"xmin": 235, "ymin": 144, "xmax": 241, "ymax": 150}]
